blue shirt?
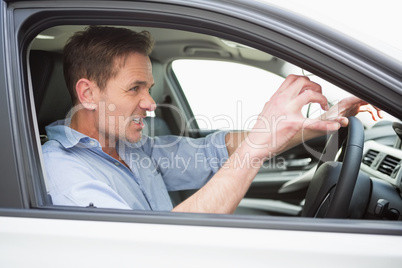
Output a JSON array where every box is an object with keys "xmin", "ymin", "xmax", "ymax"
[{"xmin": 42, "ymin": 120, "xmax": 229, "ymax": 211}]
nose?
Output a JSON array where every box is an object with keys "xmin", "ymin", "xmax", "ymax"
[{"xmin": 139, "ymin": 91, "xmax": 157, "ymax": 112}]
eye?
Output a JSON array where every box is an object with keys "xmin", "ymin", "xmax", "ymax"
[{"xmin": 129, "ymin": 86, "xmax": 139, "ymax": 92}]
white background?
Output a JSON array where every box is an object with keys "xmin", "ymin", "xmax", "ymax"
[{"xmin": 260, "ymin": 0, "xmax": 402, "ymax": 62}]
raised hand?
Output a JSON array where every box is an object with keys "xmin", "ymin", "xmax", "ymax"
[
  {"xmin": 245, "ymin": 75, "xmax": 343, "ymax": 159},
  {"xmin": 319, "ymin": 96, "xmax": 383, "ymax": 127}
]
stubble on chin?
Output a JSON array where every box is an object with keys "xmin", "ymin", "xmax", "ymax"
[{"xmin": 122, "ymin": 125, "xmax": 143, "ymax": 144}]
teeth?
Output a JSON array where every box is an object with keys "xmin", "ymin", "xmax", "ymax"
[{"xmin": 133, "ymin": 118, "xmax": 141, "ymax": 124}]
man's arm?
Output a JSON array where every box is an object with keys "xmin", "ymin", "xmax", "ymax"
[
  {"xmin": 225, "ymin": 95, "xmax": 382, "ymax": 158},
  {"xmin": 173, "ymin": 75, "xmax": 381, "ymax": 213},
  {"xmin": 173, "ymin": 75, "xmax": 382, "ymax": 214},
  {"xmin": 225, "ymin": 129, "xmax": 315, "ymax": 158},
  {"xmin": 172, "ymin": 75, "xmax": 335, "ymax": 213}
]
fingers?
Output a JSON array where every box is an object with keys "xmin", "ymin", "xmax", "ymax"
[
  {"xmin": 341, "ymin": 96, "xmax": 383, "ymax": 121},
  {"xmin": 293, "ymin": 89, "xmax": 329, "ymax": 112},
  {"xmin": 336, "ymin": 117, "xmax": 349, "ymax": 127},
  {"xmin": 303, "ymin": 118, "xmax": 342, "ymax": 133},
  {"xmin": 359, "ymin": 105, "xmax": 384, "ymax": 121},
  {"xmin": 304, "ymin": 117, "xmax": 343, "ymax": 132},
  {"xmin": 273, "ymin": 75, "xmax": 322, "ymax": 98},
  {"xmin": 377, "ymin": 109, "xmax": 384, "ymax": 119},
  {"xmin": 270, "ymin": 75, "xmax": 327, "ymax": 113},
  {"xmin": 270, "ymin": 74, "xmax": 384, "ymax": 131},
  {"xmin": 325, "ymin": 95, "xmax": 384, "ymax": 124},
  {"xmin": 338, "ymin": 96, "xmax": 364, "ymax": 107}
]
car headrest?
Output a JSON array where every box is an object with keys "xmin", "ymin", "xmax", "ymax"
[{"xmin": 29, "ymin": 50, "xmax": 72, "ymax": 135}]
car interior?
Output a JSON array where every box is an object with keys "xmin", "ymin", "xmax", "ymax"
[{"xmin": 28, "ymin": 24, "xmax": 402, "ymax": 220}]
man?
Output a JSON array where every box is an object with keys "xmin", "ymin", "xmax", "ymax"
[{"xmin": 42, "ymin": 26, "xmax": 380, "ymax": 213}]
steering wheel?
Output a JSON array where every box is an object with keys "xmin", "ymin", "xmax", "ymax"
[{"xmin": 301, "ymin": 116, "xmax": 365, "ymax": 218}]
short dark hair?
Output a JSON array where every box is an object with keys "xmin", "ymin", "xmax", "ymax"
[{"xmin": 63, "ymin": 25, "xmax": 154, "ymax": 104}]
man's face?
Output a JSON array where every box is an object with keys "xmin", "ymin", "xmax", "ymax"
[{"xmin": 95, "ymin": 52, "xmax": 156, "ymax": 145}]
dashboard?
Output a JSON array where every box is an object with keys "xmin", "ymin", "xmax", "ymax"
[
  {"xmin": 360, "ymin": 121, "xmax": 402, "ymax": 220},
  {"xmin": 362, "ymin": 140, "xmax": 402, "ymax": 192}
]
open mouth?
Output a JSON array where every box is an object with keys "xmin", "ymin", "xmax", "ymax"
[{"xmin": 132, "ymin": 117, "xmax": 144, "ymax": 127}]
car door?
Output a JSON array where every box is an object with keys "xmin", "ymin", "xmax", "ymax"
[{"xmin": 1, "ymin": 1, "xmax": 402, "ymax": 267}]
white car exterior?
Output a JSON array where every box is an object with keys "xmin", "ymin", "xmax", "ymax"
[
  {"xmin": 0, "ymin": 0, "xmax": 401, "ymax": 267},
  {"xmin": 1, "ymin": 216, "xmax": 401, "ymax": 267}
]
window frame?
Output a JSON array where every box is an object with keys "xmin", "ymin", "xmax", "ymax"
[{"xmin": 1, "ymin": 0, "xmax": 400, "ymax": 236}]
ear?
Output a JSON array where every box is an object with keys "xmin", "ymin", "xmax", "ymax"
[{"xmin": 75, "ymin": 78, "xmax": 97, "ymax": 110}]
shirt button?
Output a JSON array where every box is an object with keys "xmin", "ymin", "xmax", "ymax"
[
  {"xmin": 114, "ymin": 162, "xmax": 120, "ymax": 166},
  {"xmin": 89, "ymin": 140, "xmax": 96, "ymax": 146}
]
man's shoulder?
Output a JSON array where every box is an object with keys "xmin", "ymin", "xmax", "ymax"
[
  {"xmin": 43, "ymin": 119, "xmax": 88, "ymax": 150},
  {"xmin": 41, "ymin": 139, "xmax": 94, "ymax": 174},
  {"xmin": 42, "ymin": 140, "xmax": 69, "ymax": 155},
  {"xmin": 42, "ymin": 139, "xmax": 64, "ymax": 151}
]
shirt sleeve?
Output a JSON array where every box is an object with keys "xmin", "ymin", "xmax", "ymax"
[
  {"xmin": 130, "ymin": 131, "xmax": 229, "ymax": 191},
  {"xmin": 42, "ymin": 141, "xmax": 135, "ymax": 210}
]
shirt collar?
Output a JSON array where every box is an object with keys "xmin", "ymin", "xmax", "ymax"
[{"xmin": 45, "ymin": 119, "xmax": 100, "ymax": 149}]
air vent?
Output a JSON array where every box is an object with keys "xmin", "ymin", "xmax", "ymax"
[
  {"xmin": 363, "ymin": 150, "xmax": 379, "ymax": 166},
  {"xmin": 378, "ymin": 155, "xmax": 401, "ymax": 177}
]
